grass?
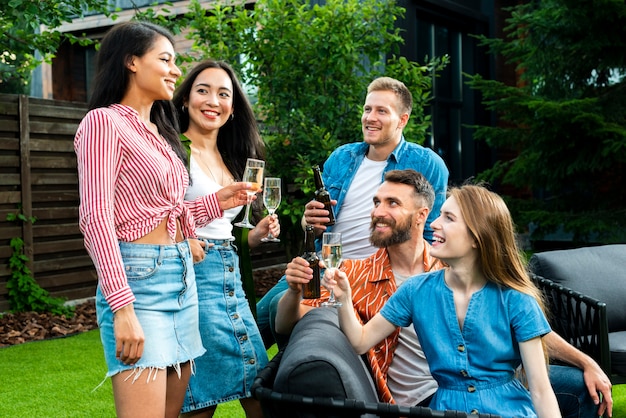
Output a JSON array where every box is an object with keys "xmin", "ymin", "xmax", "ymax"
[
  {"xmin": 0, "ymin": 330, "xmax": 277, "ymax": 417},
  {"xmin": 0, "ymin": 329, "xmax": 623, "ymax": 417}
]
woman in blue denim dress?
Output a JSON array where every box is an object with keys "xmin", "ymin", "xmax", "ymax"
[
  {"xmin": 173, "ymin": 60, "xmax": 279, "ymax": 418},
  {"xmin": 329, "ymin": 184, "xmax": 562, "ymax": 417}
]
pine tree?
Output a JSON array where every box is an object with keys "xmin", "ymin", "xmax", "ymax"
[{"xmin": 467, "ymin": 0, "xmax": 626, "ymax": 243}]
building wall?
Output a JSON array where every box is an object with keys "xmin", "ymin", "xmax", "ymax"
[{"xmin": 398, "ymin": 0, "xmax": 499, "ymax": 183}]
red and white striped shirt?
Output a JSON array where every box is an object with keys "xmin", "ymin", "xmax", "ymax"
[{"xmin": 74, "ymin": 104, "xmax": 222, "ymax": 312}]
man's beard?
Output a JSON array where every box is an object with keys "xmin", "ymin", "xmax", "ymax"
[{"xmin": 369, "ymin": 215, "xmax": 413, "ymax": 248}]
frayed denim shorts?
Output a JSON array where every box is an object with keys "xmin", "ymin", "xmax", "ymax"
[{"xmin": 96, "ymin": 240, "xmax": 205, "ymax": 380}]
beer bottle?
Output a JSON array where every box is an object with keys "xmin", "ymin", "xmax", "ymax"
[
  {"xmin": 312, "ymin": 165, "xmax": 336, "ymax": 226},
  {"xmin": 301, "ymin": 225, "xmax": 321, "ymax": 299}
]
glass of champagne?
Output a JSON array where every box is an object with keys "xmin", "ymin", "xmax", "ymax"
[
  {"xmin": 321, "ymin": 232, "xmax": 342, "ymax": 307},
  {"xmin": 261, "ymin": 177, "xmax": 281, "ymax": 242},
  {"xmin": 234, "ymin": 158, "xmax": 265, "ymax": 229}
]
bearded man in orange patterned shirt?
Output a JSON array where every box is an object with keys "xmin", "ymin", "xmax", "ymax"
[{"xmin": 276, "ymin": 169, "xmax": 444, "ymax": 406}]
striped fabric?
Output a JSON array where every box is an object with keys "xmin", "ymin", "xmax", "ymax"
[
  {"xmin": 303, "ymin": 242, "xmax": 445, "ymax": 403},
  {"xmin": 74, "ymin": 104, "xmax": 222, "ymax": 312}
]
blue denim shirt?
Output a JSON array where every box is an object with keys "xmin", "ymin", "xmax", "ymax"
[{"xmin": 322, "ymin": 137, "xmax": 448, "ymax": 244}]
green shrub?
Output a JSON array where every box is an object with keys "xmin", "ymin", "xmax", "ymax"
[
  {"xmin": 140, "ymin": 0, "xmax": 447, "ymax": 254},
  {"xmin": 5, "ymin": 208, "xmax": 72, "ymax": 316}
]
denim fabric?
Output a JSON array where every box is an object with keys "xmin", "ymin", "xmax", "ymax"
[
  {"xmin": 321, "ymin": 137, "xmax": 448, "ymax": 244},
  {"xmin": 549, "ymin": 365, "xmax": 598, "ymax": 418},
  {"xmin": 256, "ymin": 275, "xmax": 290, "ymax": 349},
  {"xmin": 182, "ymin": 239, "xmax": 268, "ymax": 412},
  {"xmin": 259, "ymin": 278, "xmax": 598, "ymax": 418},
  {"xmin": 381, "ymin": 270, "xmax": 550, "ymax": 417},
  {"xmin": 96, "ymin": 241, "xmax": 205, "ymax": 378}
]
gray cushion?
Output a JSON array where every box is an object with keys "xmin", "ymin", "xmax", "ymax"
[
  {"xmin": 274, "ymin": 308, "xmax": 379, "ymax": 403},
  {"xmin": 529, "ymin": 244, "xmax": 626, "ymax": 332},
  {"xmin": 609, "ymin": 331, "xmax": 626, "ymax": 376}
]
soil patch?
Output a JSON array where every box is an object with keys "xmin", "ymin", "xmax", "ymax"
[{"xmin": 0, "ymin": 266, "xmax": 284, "ymax": 348}]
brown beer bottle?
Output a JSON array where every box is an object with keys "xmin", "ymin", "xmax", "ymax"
[
  {"xmin": 312, "ymin": 165, "xmax": 336, "ymax": 226},
  {"xmin": 301, "ymin": 225, "xmax": 321, "ymax": 299}
]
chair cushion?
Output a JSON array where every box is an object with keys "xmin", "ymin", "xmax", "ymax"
[
  {"xmin": 274, "ymin": 308, "xmax": 379, "ymax": 402},
  {"xmin": 529, "ymin": 244, "xmax": 626, "ymax": 332},
  {"xmin": 609, "ymin": 331, "xmax": 626, "ymax": 376}
]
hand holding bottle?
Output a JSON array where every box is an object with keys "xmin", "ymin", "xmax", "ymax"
[
  {"xmin": 301, "ymin": 225, "xmax": 321, "ymax": 299},
  {"xmin": 302, "ymin": 199, "xmax": 337, "ymax": 233},
  {"xmin": 312, "ymin": 165, "xmax": 336, "ymax": 226}
]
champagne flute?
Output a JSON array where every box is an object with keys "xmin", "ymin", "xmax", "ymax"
[
  {"xmin": 261, "ymin": 177, "xmax": 281, "ymax": 242},
  {"xmin": 321, "ymin": 232, "xmax": 342, "ymax": 307},
  {"xmin": 234, "ymin": 158, "xmax": 265, "ymax": 229}
]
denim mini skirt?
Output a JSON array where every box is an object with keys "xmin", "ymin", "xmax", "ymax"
[
  {"xmin": 182, "ymin": 239, "xmax": 268, "ymax": 412},
  {"xmin": 96, "ymin": 240, "xmax": 205, "ymax": 379}
]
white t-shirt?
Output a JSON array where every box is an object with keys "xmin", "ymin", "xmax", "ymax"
[
  {"xmin": 332, "ymin": 157, "xmax": 386, "ymax": 259},
  {"xmin": 386, "ymin": 272, "xmax": 438, "ymax": 406},
  {"xmin": 184, "ymin": 155, "xmax": 241, "ymax": 240}
]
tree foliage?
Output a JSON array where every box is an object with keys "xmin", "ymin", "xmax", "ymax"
[
  {"xmin": 467, "ymin": 0, "xmax": 626, "ymax": 243},
  {"xmin": 0, "ymin": 0, "xmax": 115, "ymax": 93},
  {"xmin": 140, "ymin": 0, "xmax": 447, "ymax": 253}
]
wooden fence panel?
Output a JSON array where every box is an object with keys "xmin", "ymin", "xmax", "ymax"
[
  {"xmin": 0, "ymin": 94, "xmax": 286, "ymax": 313},
  {"xmin": 0, "ymin": 94, "xmax": 91, "ymax": 312}
]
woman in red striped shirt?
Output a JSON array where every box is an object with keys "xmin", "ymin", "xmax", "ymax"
[{"xmin": 74, "ymin": 21, "xmax": 251, "ymax": 418}]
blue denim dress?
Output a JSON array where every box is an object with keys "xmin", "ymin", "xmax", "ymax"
[
  {"xmin": 181, "ymin": 239, "xmax": 268, "ymax": 412},
  {"xmin": 381, "ymin": 270, "xmax": 551, "ymax": 417}
]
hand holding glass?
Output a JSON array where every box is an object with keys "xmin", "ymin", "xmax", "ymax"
[
  {"xmin": 234, "ymin": 158, "xmax": 264, "ymax": 229},
  {"xmin": 321, "ymin": 232, "xmax": 342, "ymax": 307},
  {"xmin": 261, "ymin": 177, "xmax": 281, "ymax": 242}
]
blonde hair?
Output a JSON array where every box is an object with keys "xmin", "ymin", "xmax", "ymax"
[
  {"xmin": 367, "ymin": 77, "xmax": 413, "ymax": 115},
  {"xmin": 450, "ymin": 184, "xmax": 549, "ymax": 369}
]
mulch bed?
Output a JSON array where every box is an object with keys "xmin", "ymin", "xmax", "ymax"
[{"xmin": 0, "ymin": 266, "xmax": 284, "ymax": 348}]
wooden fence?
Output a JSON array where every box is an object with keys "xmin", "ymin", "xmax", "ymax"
[{"xmin": 0, "ymin": 94, "xmax": 285, "ymax": 313}]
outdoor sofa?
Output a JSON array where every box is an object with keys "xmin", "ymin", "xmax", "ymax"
[
  {"xmin": 252, "ymin": 308, "xmax": 501, "ymax": 418},
  {"xmin": 529, "ymin": 244, "xmax": 626, "ymax": 384}
]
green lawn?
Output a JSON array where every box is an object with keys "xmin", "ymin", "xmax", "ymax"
[{"xmin": 0, "ymin": 329, "xmax": 623, "ymax": 417}]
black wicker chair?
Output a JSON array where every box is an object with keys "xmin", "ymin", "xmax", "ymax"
[
  {"xmin": 530, "ymin": 274, "xmax": 610, "ymax": 372},
  {"xmin": 529, "ymin": 244, "xmax": 626, "ymax": 384}
]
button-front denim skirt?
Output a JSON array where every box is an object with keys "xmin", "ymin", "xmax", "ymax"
[
  {"xmin": 181, "ymin": 239, "xmax": 268, "ymax": 412},
  {"xmin": 96, "ymin": 240, "xmax": 205, "ymax": 379}
]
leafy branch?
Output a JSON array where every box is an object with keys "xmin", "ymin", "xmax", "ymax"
[{"xmin": 5, "ymin": 208, "xmax": 73, "ymax": 316}]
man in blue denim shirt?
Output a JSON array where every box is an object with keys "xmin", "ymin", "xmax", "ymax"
[
  {"xmin": 318, "ymin": 135, "xmax": 447, "ymax": 248},
  {"xmin": 257, "ymin": 77, "xmax": 448, "ymax": 347}
]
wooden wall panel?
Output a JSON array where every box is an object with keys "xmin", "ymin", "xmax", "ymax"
[{"xmin": 0, "ymin": 94, "xmax": 90, "ymax": 312}]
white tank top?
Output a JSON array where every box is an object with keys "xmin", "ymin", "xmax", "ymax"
[{"xmin": 184, "ymin": 155, "xmax": 242, "ymax": 240}]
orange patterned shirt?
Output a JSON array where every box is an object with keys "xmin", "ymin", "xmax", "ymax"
[{"xmin": 302, "ymin": 241, "xmax": 445, "ymax": 403}]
